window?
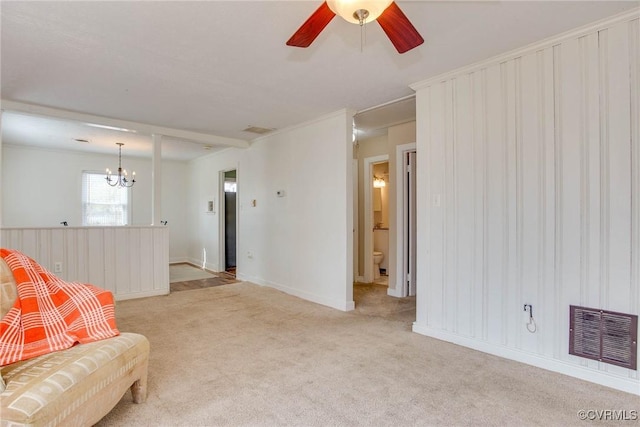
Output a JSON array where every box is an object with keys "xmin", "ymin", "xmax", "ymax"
[
  {"xmin": 82, "ymin": 171, "xmax": 130, "ymax": 226},
  {"xmin": 224, "ymin": 181, "xmax": 237, "ymax": 193}
]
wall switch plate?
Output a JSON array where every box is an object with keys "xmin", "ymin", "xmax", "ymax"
[{"xmin": 276, "ymin": 190, "xmax": 285, "ymax": 197}]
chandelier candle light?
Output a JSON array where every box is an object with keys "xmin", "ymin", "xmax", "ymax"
[{"xmin": 106, "ymin": 142, "xmax": 136, "ymax": 188}]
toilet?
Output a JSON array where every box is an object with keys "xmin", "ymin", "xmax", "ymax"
[{"xmin": 373, "ymin": 251, "xmax": 384, "ymax": 280}]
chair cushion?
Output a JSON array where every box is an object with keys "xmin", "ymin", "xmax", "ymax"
[
  {"xmin": 0, "ymin": 258, "xmax": 16, "ymax": 393},
  {"xmin": 1, "ymin": 333, "xmax": 149, "ymax": 426},
  {"xmin": 0, "ymin": 258, "xmax": 18, "ymax": 319}
]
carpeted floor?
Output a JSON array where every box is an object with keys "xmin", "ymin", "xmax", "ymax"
[
  {"xmin": 97, "ymin": 282, "xmax": 637, "ymax": 427},
  {"xmin": 353, "ymin": 282, "xmax": 415, "ymax": 323}
]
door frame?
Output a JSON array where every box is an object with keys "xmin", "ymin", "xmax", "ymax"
[
  {"xmin": 391, "ymin": 143, "xmax": 416, "ymax": 297},
  {"xmin": 353, "ymin": 159, "xmax": 359, "ymax": 282},
  {"xmin": 218, "ymin": 167, "xmax": 239, "ymax": 273},
  {"xmin": 363, "ymin": 154, "xmax": 388, "ymax": 284}
]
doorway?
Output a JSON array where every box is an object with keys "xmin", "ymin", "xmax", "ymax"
[
  {"xmin": 221, "ymin": 169, "xmax": 237, "ymax": 276},
  {"xmin": 394, "ymin": 144, "xmax": 417, "ymax": 297},
  {"xmin": 363, "ymin": 154, "xmax": 389, "ymax": 284}
]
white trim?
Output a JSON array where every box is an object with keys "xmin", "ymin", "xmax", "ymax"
[
  {"xmin": 411, "ymin": 8, "xmax": 640, "ymax": 91},
  {"xmin": 237, "ymin": 275, "xmax": 355, "ymax": 312},
  {"xmin": 219, "ymin": 167, "xmax": 239, "ymax": 275},
  {"xmin": 0, "ymin": 225, "xmax": 166, "ymax": 230},
  {"xmin": 250, "ymin": 108, "xmax": 357, "ymax": 144},
  {"xmin": 412, "ymin": 323, "xmax": 640, "ymax": 396},
  {"xmin": 363, "ymin": 154, "xmax": 388, "ymax": 283},
  {"xmin": 394, "ymin": 143, "xmax": 416, "ymax": 297},
  {"xmin": 353, "ymin": 159, "xmax": 359, "ymax": 281},
  {"xmin": 356, "ymin": 94, "xmax": 416, "ymax": 115},
  {"xmin": 1, "ymin": 100, "xmax": 249, "ymax": 149}
]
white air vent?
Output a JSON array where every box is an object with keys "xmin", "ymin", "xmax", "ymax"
[{"xmin": 569, "ymin": 305, "xmax": 637, "ymax": 370}]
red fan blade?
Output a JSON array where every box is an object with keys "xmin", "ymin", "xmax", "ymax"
[
  {"xmin": 286, "ymin": 2, "xmax": 336, "ymax": 48},
  {"xmin": 376, "ymin": 2, "xmax": 424, "ymax": 54}
]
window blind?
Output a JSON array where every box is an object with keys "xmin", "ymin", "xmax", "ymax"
[{"xmin": 82, "ymin": 171, "xmax": 129, "ymax": 226}]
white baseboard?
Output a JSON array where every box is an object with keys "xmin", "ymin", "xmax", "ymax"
[
  {"xmin": 183, "ymin": 257, "xmax": 219, "ymax": 272},
  {"xmin": 412, "ymin": 323, "xmax": 640, "ymax": 396},
  {"xmin": 237, "ymin": 274, "xmax": 354, "ymax": 312}
]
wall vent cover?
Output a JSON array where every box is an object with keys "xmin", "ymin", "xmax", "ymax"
[{"xmin": 569, "ymin": 305, "xmax": 637, "ymax": 370}]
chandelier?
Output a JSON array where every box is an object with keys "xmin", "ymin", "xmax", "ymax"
[{"xmin": 106, "ymin": 143, "xmax": 136, "ymax": 188}]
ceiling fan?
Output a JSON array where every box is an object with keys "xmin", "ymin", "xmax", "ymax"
[{"xmin": 286, "ymin": 0, "xmax": 424, "ymax": 54}]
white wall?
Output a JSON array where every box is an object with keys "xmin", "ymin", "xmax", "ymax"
[
  {"xmin": 1, "ymin": 144, "xmax": 189, "ymax": 262},
  {"xmin": 411, "ymin": 11, "xmax": 639, "ymax": 394},
  {"xmin": 187, "ymin": 110, "xmax": 354, "ymax": 311}
]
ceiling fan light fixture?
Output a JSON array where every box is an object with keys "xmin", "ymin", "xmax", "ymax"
[{"xmin": 327, "ymin": 0, "xmax": 393, "ymax": 25}]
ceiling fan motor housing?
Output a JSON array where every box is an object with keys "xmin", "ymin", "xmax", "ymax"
[{"xmin": 327, "ymin": 0, "xmax": 393, "ymax": 24}]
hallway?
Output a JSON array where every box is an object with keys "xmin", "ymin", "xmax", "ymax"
[{"xmin": 352, "ymin": 282, "xmax": 416, "ymax": 325}]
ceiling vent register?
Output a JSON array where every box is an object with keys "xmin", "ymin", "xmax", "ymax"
[
  {"xmin": 243, "ymin": 126, "xmax": 275, "ymax": 135},
  {"xmin": 569, "ymin": 305, "xmax": 637, "ymax": 370}
]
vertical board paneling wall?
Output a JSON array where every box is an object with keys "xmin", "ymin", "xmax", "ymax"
[
  {"xmin": 412, "ymin": 11, "xmax": 639, "ymax": 394},
  {"xmin": 0, "ymin": 226, "xmax": 169, "ymax": 300}
]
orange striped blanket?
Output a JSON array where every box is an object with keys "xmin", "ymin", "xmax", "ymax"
[{"xmin": 0, "ymin": 249, "xmax": 119, "ymax": 366}]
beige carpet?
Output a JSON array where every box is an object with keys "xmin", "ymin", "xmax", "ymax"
[{"xmin": 97, "ymin": 282, "xmax": 637, "ymax": 427}]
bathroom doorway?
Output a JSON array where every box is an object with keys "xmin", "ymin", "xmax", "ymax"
[
  {"xmin": 372, "ymin": 161, "xmax": 389, "ymax": 285},
  {"xmin": 362, "ymin": 154, "xmax": 389, "ymax": 284},
  {"xmin": 220, "ymin": 169, "xmax": 237, "ymax": 276}
]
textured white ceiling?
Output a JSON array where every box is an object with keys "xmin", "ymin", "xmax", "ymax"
[{"xmin": 1, "ymin": 1, "xmax": 637, "ymax": 159}]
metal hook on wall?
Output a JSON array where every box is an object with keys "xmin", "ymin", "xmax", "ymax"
[{"xmin": 524, "ymin": 304, "xmax": 537, "ymax": 333}]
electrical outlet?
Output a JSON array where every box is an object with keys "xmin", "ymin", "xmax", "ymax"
[{"xmin": 54, "ymin": 262, "xmax": 63, "ymax": 273}]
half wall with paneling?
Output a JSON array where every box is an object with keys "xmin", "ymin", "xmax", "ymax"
[{"xmin": 1, "ymin": 226, "xmax": 169, "ymax": 301}]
